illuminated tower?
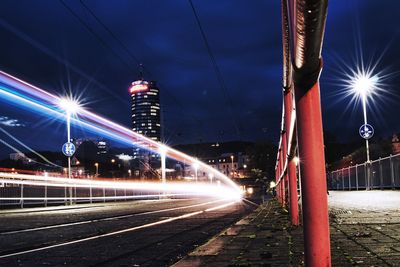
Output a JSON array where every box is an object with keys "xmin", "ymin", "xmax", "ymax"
[{"xmin": 129, "ymin": 76, "xmax": 161, "ymax": 172}]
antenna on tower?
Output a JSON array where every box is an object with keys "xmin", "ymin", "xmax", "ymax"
[{"xmin": 138, "ymin": 64, "xmax": 144, "ymax": 80}]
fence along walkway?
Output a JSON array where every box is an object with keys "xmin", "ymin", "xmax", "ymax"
[{"xmin": 328, "ymin": 153, "xmax": 400, "ymax": 190}]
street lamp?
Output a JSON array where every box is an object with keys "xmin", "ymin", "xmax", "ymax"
[
  {"xmin": 193, "ymin": 161, "xmax": 199, "ymax": 182},
  {"xmin": 208, "ymin": 173, "xmax": 214, "ymax": 183},
  {"xmin": 350, "ymin": 72, "xmax": 378, "ymax": 163},
  {"xmin": 58, "ymin": 97, "xmax": 81, "ymax": 205},
  {"xmin": 293, "ymin": 156, "xmax": 300, "ymax": 166},
  {"xmin": 230, "ymin": 155, "xmax": 234, "ymax": 178},
  {"xmin": 159, "ymin": 145, "xmax": 167, "ymax": 184},
  {"xmin": 94, "ymin": 162, "xmax": 99, "ymax": 177}
]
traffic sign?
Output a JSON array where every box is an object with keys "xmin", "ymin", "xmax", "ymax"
[
  {"xmin": 359, "ymin": 124, "xmax": 374, "ymax": 140},
  {"xmin": 62, "ymin": 142, "xmax": 76, "ymax": 157}
]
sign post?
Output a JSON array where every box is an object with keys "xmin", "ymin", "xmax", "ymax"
[{"xmin": 62, "ymin": 141, "xmax": 75, "ymax": 204}]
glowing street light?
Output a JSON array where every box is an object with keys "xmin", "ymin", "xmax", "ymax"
[
  {"xmin": 293, "ymin": 156, "xmax": 300, "ymax": 166},
  {"xmin": 58, "ymin": 97, "xmax": 81, "ymax": 205},
  {"xmin": 350, "ymin": 72, "xmax": 379, "ymax": 163},
  {"xmin": 94, "ymin": 162, "xmax": 99, "ymax": 177}
]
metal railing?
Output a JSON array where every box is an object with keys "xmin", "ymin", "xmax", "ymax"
[
  {"xmin": 0, "ymin": 182, "xmax": 165, "ymax": 209},
  {"xmin": 274, "ymin": 0, "xmax": 331, "ymax": 265},
  {"xmin": 328, "ymin": 153, "xmax": 400, "ymax": 190}
]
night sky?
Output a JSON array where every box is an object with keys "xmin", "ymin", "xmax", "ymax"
[{"xmin": 0, "ymin": 0, "xmax": 399, "ymax": 158}]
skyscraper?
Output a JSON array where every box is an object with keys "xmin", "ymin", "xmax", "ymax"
[{"xmin": 129, "ymin": 78, "xmax": 161, "ymax": 172}]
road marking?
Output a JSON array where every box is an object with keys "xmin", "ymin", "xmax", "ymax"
[
  {"xmin": 0, "ymin": 200, "xmax": 238, "ymax": 259},
  {"xmin": 0, "ymin": 199, "xmax": 225, "ymax": 236}
]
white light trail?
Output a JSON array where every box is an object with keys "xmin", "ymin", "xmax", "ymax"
[
  {"xmin": 0, "ymin": 172, "xmax": 242, "ymax": 200},
  {"xmin": 0, "ymin": 126, "xmax": 61, "ymax": 168},
  {"xmin": 0, "ymin": 70, "xmax": 241, "ymax": 195}
]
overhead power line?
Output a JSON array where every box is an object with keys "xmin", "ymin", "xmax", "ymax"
[
  {"xmin": 188, "ymin": 0, "xmax": 242, "ymax": 139},
  {"xmin": 77, "ymin": 0, "xmax": 206, "ymax": 143},
  {"xmin": 59, "ymin": 0, "xmax": 136, "ymax": 73},
  {"xmin": 79, "ymin": 0, "xmax": 141, "ymax": 65}
]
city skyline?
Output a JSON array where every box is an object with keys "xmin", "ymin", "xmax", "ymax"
[{"xmin": 0, "ymin": 1, "xmax": 399, "ymax": 157}]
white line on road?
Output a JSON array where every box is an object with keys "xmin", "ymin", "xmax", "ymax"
[
  {"xmin": 0, "ymin": 200, "xmax": 238, "ymax": 259},
  {"xmin": 0, "ymin": 199, "xmax": 226, "ymax": 235}
]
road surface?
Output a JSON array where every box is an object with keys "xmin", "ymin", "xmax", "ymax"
[{"xmin": 0, "ymin": 198, "xmax": 254, "ymax": 266}]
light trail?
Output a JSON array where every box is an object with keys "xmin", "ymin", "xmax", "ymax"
[
  {"xmin": 0, "ymin": 167, "xmax": 60, "ymax": 176},
  {"xmin": 0, "ymin": 172, "xmax": 241, "ymax": 200},
  {"xmin": 0, "ymin": 139, "xmax": 57, "ymax": 168},
  {"xmin": 0, "ymin": 126, "xmax": 61, "ymax": 168},
  {"xmin": 0, "ymin": 70, "xmax": 241, "ymax": 194},
  {"xmin": 0, "ymin": 195, "xmax": 185, "ymax": 201},
  {"xmin": 0, "ymin": 200, "xmax": 238, "ymax": 259},
  {"xmin": 0, "ymin": 199, "xmax": 225, "ymax": 236}
]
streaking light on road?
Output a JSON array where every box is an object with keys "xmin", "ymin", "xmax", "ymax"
[
  {"xmin": 0, "ymin": 70, "xmax": 242, "ymax": 194},
  {"xmin": 0, "ymin": 172, "xmax": 243, "ymax": 200}
]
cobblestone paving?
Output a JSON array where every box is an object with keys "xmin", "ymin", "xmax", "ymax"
[
  {"xmin": 175, "ymin": 197, "xmax": 400, "ymax": 267},
  {"xmin": 174, "ymin": 201, "xmax": 304, "ymax": 267},
  {"xmin": 330, "ymin": 207, "xmax": 400, "ymax": 266}
]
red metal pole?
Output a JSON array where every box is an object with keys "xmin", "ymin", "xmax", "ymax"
[
  {"xmin": 277, "ymin": 151, "xmax": 282, "ymax": 203},
  {"xmin": 284, "ymin": 89, "xmax": 299, "ymax": 225},
  {"xmin": 288, "ymin": 158, "xmax": 299, "ymax": 225},
  {"xmin": 275, "ymin": 166, "xmax": 279, "ymax": 200},
  {"xmin": 280, "ymin": 149, "xmax": 285, "ymax": 205},
  {"xmin": 295, "ymin": 79, "xmax": 331, "ymax": 266},
  {"xmin": 281, "ymin": 132, "xmax": 287, "ymax": 207}
]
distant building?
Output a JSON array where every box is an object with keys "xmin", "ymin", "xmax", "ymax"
[
  {"xmin": 130, "ymin": 79, "xmax": 161, "ymax": 142},
  {"xmin": 96, "ymin": 140, "xmax": 108, "ymax": 155},
  {"xmin": 206, "ymin": 152, "xmax": 249, "ymax": 178},
  {"xmin": 9, "ymin": 152, "xmax": 35, "ymax": 165},
  {"xmin": 129, "ymin": 76, "xmax": 162, "ymax": 175},
  {"xmin": 392, "ymin": 134, "xmax": 400, "ymax": 154},
  {"xmin": 9, "ymin": 152, "xmax": 25, "ymax": 161},
  {"xmin": 75, "ymin": 138, "xmax": 109, "ymax": 155}
]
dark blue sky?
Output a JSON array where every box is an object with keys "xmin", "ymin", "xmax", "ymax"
[{"xmin": 0, "ymin": 0, "xmax": 399, "ymax": 157}]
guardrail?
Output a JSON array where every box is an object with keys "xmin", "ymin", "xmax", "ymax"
[
  {"xmin": 0, "ymin": 183, "xmax": 162, "ymax": 209},
  {"xmin": 275, "ymin": 0, "xmax": 331, "ymax": 266},
  {"xmin": 328, "ymin": 154, "xmax": 400, "ymax": 190}
]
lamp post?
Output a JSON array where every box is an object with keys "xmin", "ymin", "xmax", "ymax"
[
  {"xmin": 95, "ymin": 163, "xmax": 99, "ymax": 177},
  {"xmin": 193, "ymin": 161, "xmax": 199, "ymax": 182},
  {"xmin": 110, "ymin": 159, "xmax": 116, "ymax": 178},
  {"xmin": 348, "ymin": 72, "xmax": 379, "ymax": 190},
  {"xmin": 208, "ymin": 173, "xmax": 214, "ymax": 183},
  {"xmin": 350, "ymin": 72, "xmax": 378, "ymax": 163},
  {"xmin": 230, "ymin": 155, "xmax": 234, "ymax": 178},
  {"xmin": 59, "ymin": 97, "xmax": 80, "ymax": 205},
  {"xmin": 159, "ymin": 145, "xmax": 167, "ymax": 185},
  {"xmin": 361, "ymin": 92, "xmax": 371, "ymax": 162}
]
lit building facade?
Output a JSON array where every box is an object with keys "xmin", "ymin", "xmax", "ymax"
[
  {"xmin": 130, "ymin": 80, "xmax": 161, "ymax": 142},
  {"xmin": 130, "ymin": 79, "xmax": 162, "ymax": 174}
]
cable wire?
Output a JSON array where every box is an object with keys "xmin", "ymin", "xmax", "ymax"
[{"xmin": 188, "ymin": 0, "xmax": 242, "ymax": 139}]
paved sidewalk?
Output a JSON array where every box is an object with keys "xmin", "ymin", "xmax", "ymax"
[
  {"xmin": 174, "ymin": 192, "xmax": 400, "ymax": 266},
  {"xmin": 173, "ymin": 200, "xmax": 304, "ymax": 267},
  {"xmin": 329, "ymin": 191, "xmax": 400, "ymax": 266}
]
